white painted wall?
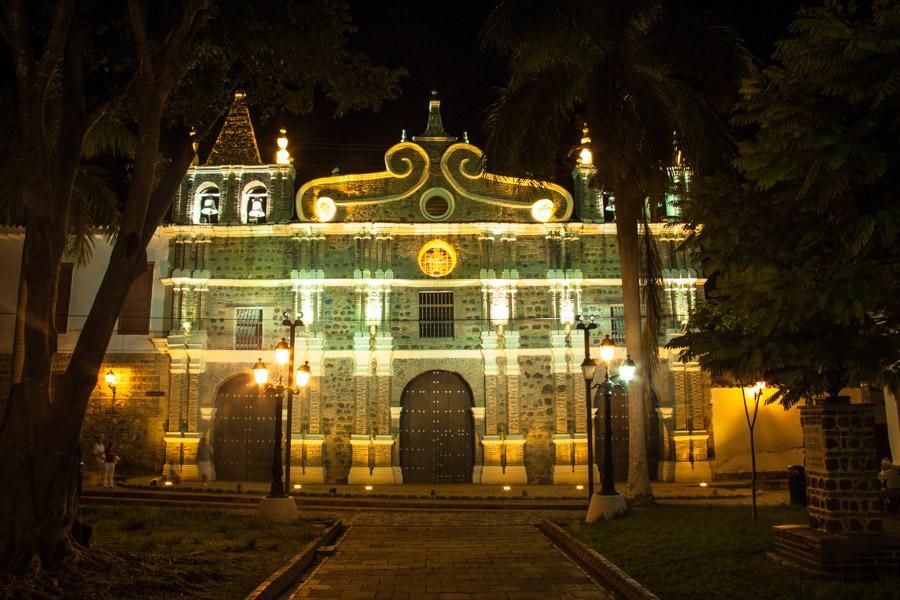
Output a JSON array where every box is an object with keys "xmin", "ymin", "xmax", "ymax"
[{"xmin": 0, "ymin": 228, "xmax": 170, "ymax": 354}]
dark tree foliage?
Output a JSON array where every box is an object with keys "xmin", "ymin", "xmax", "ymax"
[
  {"xmin": 672, "ymin": 2, "xmax": 900, "ymax": 407},
  {"xmin": 0, "ymin": 0, "xmax": 400, "ymax": 576},
  {"xmin": 482, "ymin": 0, "xmax": 752, "ymax": 499}
]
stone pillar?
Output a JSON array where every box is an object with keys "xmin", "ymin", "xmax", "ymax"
[
  {"xmin": 352, "ymin": 332, "xmax": 370, "ymax": 434},
  {"xmin": 573, "ymin": 371, "xmax": 586, "ymax": 433},
  {"xmin": 374, "ymin": 335, "xmax": 392, "ymax": 435},
  {"xmin": 293, "ymin": 434, "xmax": 325, "ymax": 484},
  {"xmin": 348, "ymin": 434, "xmax": 372, "ymax": 484},
  {"xmin": 802, "ymin": 400, "xmax": 882, "ymax": 534},
  {"xmin": 471, "ymin": 406, "xmax": 485, "ymax": 483},
  {"xmin": 506, "ymin": 352, "xmax": 521, "ymax": 435},
  {"xmin": 482, "ymin": 331, "xmax": 500, "ymax": 435},
  {"xmin": 550, "ymin": 332, "xmax": 569, "ymax": 435},
  {"xmin": 162, "ymin": 328, "xmax": 207, "ymax": 481},
  {"xmin": 667, "ymin": 362, "xmax": 712, "ymax": 482}
]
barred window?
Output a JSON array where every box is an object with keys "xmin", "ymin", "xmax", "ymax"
[
  {"xmin": 610, "ymin": 305, "xmax": 625, "ymax": 343},
  {"xmin": 419, "ymin": 292, "xmax": 454, "ymax": 339},
  {"xmin": 235, "ymin": 308, "xmax": 263, "ymax": 350}
]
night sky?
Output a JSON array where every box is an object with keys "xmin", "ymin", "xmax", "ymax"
[{"xmin": 252, "ymin": 0, "xmax": 799, "ymax": 185}]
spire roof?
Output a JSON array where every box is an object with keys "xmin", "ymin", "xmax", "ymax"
[
  {"xmin": 204, "ymin": 91, "xmax": 262, "ymax": 166},
  {"xmin": 412, "ymin": 90, "xmax": 457, "ymax": 143}
]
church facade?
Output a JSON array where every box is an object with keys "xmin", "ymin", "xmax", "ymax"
[
  {"xmin": 0, "ymin": 92, "xmax": 803, "ymax": 486},
  {"xmin": 152, "ymin": 92, "xmax": 706, "ymax": 485}
]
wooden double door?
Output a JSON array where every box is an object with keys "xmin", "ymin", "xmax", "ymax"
[
  {"xmin": 400, "ymin": 370, "xmax": 474, "ymax": 484},
  {"xmin": 213, "ymin": 374, "xmax": 276, "ymax": 481}
]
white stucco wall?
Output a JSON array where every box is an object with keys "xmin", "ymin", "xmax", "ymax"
[
  {"xmin": 711, "ymin": 387, "xmax": 805, "ymax": 473},
  {"xmin": 0, "ymin": 229, "xmax": 170, "ymax": 354}
]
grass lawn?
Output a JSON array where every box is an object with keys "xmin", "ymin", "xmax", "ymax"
[
  {"xmin": 565, "ymin": 504, "xmax": 900, "ymax": 600},
  {"xmin": 12, "ymin": 506, "xmax": 323, "ymax": 599}
]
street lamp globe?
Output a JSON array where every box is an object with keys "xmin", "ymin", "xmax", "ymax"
[
  {"xmin": 252, "ymin": 358, "xmax": 269, "ymax": 386},
  {"xmin": 295, "ymin": 361, "xmax": 311, "ymax": 388},
  {"xmin": 599, "ymin": 334, "xmax": 615, "ymax": 363},
  {"xmin": 620, "ymin": 356, "xmax": 636, "ymax": 383},
  {"xmin": 105, "ymin": 370, "xmax": 117, "ymax": 386},
  {"xmin": 274, "ymin": 338, "xmax": 290, "ymax": 365},
  {"xmin": 581, "ymin": 357, "xmax": 598, "ymax": 383}
]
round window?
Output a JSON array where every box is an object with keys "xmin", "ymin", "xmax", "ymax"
[
  {"xmin": 417, "ymin": 240, "xmax": 457, "ymax": 278},
  {"xmin": 419, "ymin": 187, "xmax": 454, "ymax": 221},
  {"xmin": 424, "ymin": 195, "xmax": 449, "ymax": 217}
]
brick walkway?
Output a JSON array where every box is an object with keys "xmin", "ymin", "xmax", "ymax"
[{"xmin": 287, "ymin": 510, "xmax": 611, "ymax": 599}]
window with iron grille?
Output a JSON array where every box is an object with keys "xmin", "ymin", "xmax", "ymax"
[
  {"xmin": 419, "ymin": 292, "xmax": 454, "ymax": 339},
  {"xmin": 610, "ymin": 305, "xmax": 625, "ymax": 343},
  {"xmin": 235, "ymin": 308, "xmax": 263, "ymax": 350}
]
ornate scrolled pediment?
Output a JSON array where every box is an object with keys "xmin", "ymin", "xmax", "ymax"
[{"xmin": 295, "ymin": 95, "xmax": 573, "ymax": 224}]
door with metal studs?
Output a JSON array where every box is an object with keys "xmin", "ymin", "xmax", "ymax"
[
  {"xmin": 213, "ymin": 374, "xmax": 276, "ymax": 481},
  {"xmin": 399, "ymin": 370, "xmax": 474, "ymax": 484}
]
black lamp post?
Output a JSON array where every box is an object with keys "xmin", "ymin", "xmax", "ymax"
[
  {"xmin": 252, "ymin": 358, "xmax": 284, "ymax": 498},
  {"xmin": 596, "ymin": 335, "xmax": 636, "ymax": 496},
  {"xmin": 575, "ymin": 315, "xmax": 598, "ymax": 498},
  {"xmin": 275, "ymin": 310, "xmax": 310, "ymax": 493}
]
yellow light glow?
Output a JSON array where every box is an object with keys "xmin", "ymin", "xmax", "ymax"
[
  {"xmin": 293, "ymin": 484, "xmax": 302, "ymax": 490},
  {"xmin": 599, "ymin": 334, "xmax": 616, "ymax": 363},
  {"xmin": 699, "ymin": 482, "xmax": 708, "ymax": 488},
  {"xmin": 579, "ymin": 147, "xmax": 593, "ymax": 166},
  {"xmin": 276, "ymin": 128, "xmax": 291, "ymax": 164},
  {"xmin": 364, "ymin": 290, "xmax": 383, "ymax": 326},
  {"xmin": 274, "ymin": 338, "xmax": 290, "ymax": 366},
  {"xmin": 252, "ymin": 358, "xmax": 269, "ymax": 386},
  {"xmin": 182, "ymin": 321, "xmax": 192, "ymax": 334},
  {"xmin": 559, "ymin": 295, "xmax": 575, "ymax": 326},
  {"xmin": 531, "ymin": 198, "xmax": 555, "ymax": 222},
  {"xmin": 364, "ymin": 485, "xmax": 373, "ymax": 491},
  {"xmin": 315, "ymin": 196, "xmax": 336, "ymax": 222},
  {"xmin": 576, "ymin": 485, "xmax": 584, "ymax": 491},
  {"xmin": 502, "ymin": 485, "xmax": 512, "ymax": 491},
  {"xmin": 105, "ymin": 370, "xmax": 117, "ymax": 386},
  {"xmin": 164, "ymin": 481, "xmax": 174, "ymax": 486},
  {"xmin": 417, "ymin": 240, "xmax": 457, "ymax": 278},
  {"xmin": 295, "ymin": 361, "xmax": 311, "ymax": 388}
]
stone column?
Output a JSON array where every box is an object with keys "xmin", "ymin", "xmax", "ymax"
[
  {"xmin": 471, "ymin": 406, "xmax": 485, "ymax": 483},
  {"xmin": 162, "ymin": 328, "xmax": 207, "ymax": 481},
  {"xmin": 668, "ymin": 362, "xmax": 712, "ymax": 482},
  {"xmin": 802, "ymin": 400, "xmax": 882, "ymax": 534},
  {"xmin": 481, "ymin": 330, "xmax": 503, "ymax": 484}
]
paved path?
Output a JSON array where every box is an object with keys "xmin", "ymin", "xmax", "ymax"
[{"xmin": 287, "ymin": 510, "xmax": 611, "ymax": 599}]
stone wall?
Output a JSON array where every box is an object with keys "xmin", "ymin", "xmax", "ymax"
[
  {"xmin": 519, "ymin": 354, "xmax": 556, "ymax": 483},
  {"xmin": 802, "ymin": 400, "xmax": 882, "ymax": 534},
  {"xmin": 74, "ymin": 353, "xmax": 169, "ymax": 474}
]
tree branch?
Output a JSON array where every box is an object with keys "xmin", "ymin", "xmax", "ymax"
[
  {"xmin": 142, "ymin": 137, "xmax": 195, "ymax": 245},
  {"xmin": 35, "ymin": 0, "xmax": 76, "ymax": 87},
  {"xmin": 127, "ymin": 0, "xmax": 153, "ymax": 82}
]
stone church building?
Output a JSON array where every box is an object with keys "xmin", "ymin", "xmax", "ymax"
[{"xmin": 0, "ymin": 92, "xmax": 806, "ymax": 485}]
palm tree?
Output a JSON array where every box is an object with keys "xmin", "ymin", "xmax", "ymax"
[{"xmin": 482, "ymin": 0, "xmax": 752, "ymax": 501}]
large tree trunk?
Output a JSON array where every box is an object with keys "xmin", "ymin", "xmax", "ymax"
[{"xmin": 616, "ymin": 188, "xmax": 653, "ymax": 501}]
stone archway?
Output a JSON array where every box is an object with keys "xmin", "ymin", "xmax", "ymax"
[
  {"xmin": 399, "ymin": 370, "xmax": 474, "ymax": 483},
  {"xmin": 212, "ymin": 373, "xmax": 276, "ymax": 481}
]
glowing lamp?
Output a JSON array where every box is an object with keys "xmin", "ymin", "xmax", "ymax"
[
  {"xmin": 599, "ymin": 334, "xmax": 616, "ymax": 363},
  {"xmin": 295, "ymin": 361, "xmax": 311, "ymax": 388},
  {"xmin": 293, "ymin": 484, "xmax": 302, "ymax": 490},
  {"xmin": 531, "ymin": 198, "xmax": 554, "ymax": 222},
  {"xmin": 579, "ymin": 147, "xmax": 593, "ymax": 166},
  {"xmin": 182, "ymin": 321, "xmax": 192, "ymax": 335},
  {"xmin": 252, "ymin": 358, "xmax": 269, "ymax": 386},
  {"xmin": 619, "ymin": 356, "xmax": 636, "ymax": 383},
  {"xmin": 200, "ymin": 197, "xmax": 218, "ymax": 216},
  {"xmin": 580, "ymin": 357, "xmax": 598, "ymax": 383},
  {"xmin": 164, "ymin": 481, "xmax": 174, "ymax": 487},
  {"xmin": 559, "ymin": 295, "xmax": 575, "ymax": 326},
  {"xmin": 502, "ymin": 485, "xmax": 512, "ymax": 491},
  {"xmin": 274, "ymin": 338, "xmax": 290, "ymax": 366},
  {"xmin": 364, "ymin": 485, "xmax": 374, "ymax": 491},
  {"xmin": 576, "ymin": 485, "xmax": 584, "ymax": 491},
  {"xmin": 248, "ymin": 199, "xmax": 266, "ymax": 219},
  {"xmin": 276, "ymin": 128, "xmax": 291, "ymax": 165},
  {"xmin": 315, "ymin": 196, "xmax": 337, "ymax": 222},
  {"xmin": 105, "ymin": 370, "xmax": 117, "ymax": 386}
]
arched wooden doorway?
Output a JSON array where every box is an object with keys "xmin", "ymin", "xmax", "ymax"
[
  {"xmin": 212, "ymin": 374, "xmax": 276, "ymax": 481},
  {"xmin": 399, "ymin": 370, "xmax": 474, "ymax": 483}
]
